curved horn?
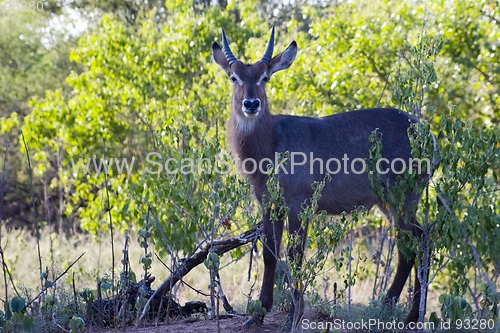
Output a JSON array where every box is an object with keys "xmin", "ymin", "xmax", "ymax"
[
  {"xmin": 221, "ymin": 29, "xmax": 238, "ymax": 66},
  {"xmin": 261, "ymin": 26, "xmax": 275, "ymax": 64}
]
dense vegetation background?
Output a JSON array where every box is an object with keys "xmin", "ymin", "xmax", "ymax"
[{"xmin": 0, "ymin": 0, "xmax": 498, "ymax": 330}]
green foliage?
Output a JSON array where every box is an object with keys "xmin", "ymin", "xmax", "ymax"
[
  {"xmin": 364, "ymin": 27, "xmax": 499, "ymax": 323},
  {"xmin": 0, "ymin": 6, "xmax": 75, "ymax": 120},
  {"xmin": 247, "ymin": 299, "xmax": 267, "ymax": 323},
  {"xmin": 435, "ymin": 116, "xmax": 499, "ymax": 279},
  {"xmin": 80, "ymin": 288, "xmax": 95, "ymax": 318},
  {"xmin": 204, "ymin": 251, "xmax": 220, "ymax": 271},
  {"xmin": 273, "ymin": 260, "xmax": 292, "ymax": 311},
  {"xmin": 1, "ymin": 296, "xmax": 34, "ymax": 332},
  {"xmin": 137, "ymin": 218, "xmax": 153, "ymax": 275},
  {"xmin": 0, "ymin": 2, "xmax": 79, "ymax": 227},
  {"xmin": 1, "ymin": 0, "xmax": 499, "ymax": 326},
  {"xmin": 99, "ymin": 276, "xmax": 113, "ymax": 294},
  {"xmin": 9, "ymin": 296, "xmax": 26, "ymax": 313},
  {"xmin": 69, "ymin": 316, "xmax": 85, "ymax": 333},
  {"xmin": 17, "ymin": 4, "xmax": 265, "ymax": 253},
  {"xmin": 438, "ymin": 293, "xmax": 473, "ymax": 322},
  {"xmin": 13, "ymin": 0, "xmax": 498, "ymax": 244},
  {"xmin": 264, "ymin": 172, "xmax": 351, "ymax": 328}
]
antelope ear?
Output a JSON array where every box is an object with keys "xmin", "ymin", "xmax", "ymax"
[
  {"xmin": 212, "ymin": 42, "xmax": 231, "ymax": 76},
  {"xmin": 269, "ymin": 41, "xmax": 297, "ymax": 75}
]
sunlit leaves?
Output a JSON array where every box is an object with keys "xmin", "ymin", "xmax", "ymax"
[{"xmin": 16, "ymin": 0, "xmax": 500, "ymax": 299}]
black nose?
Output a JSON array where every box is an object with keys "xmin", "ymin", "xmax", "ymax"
[{"xmin": 243, "ymin": 99, "xmax": 260, "ymax": 113}]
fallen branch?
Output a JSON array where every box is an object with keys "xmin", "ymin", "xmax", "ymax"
[{"xmin": 140, "ymin": 225, "xmax": 261, "ymax": 320}]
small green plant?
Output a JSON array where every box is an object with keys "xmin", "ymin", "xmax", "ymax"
[
  {"xmin": 1, "ymin": 296, "xmax": 34, "ymax": 332},
  {"xmin": 436, "ymin": 286, "xmax": 500, "ymax": 329},
  {"xmin": 136, "ymin": 214, "xmax": 154, "ymax": 316},
  {"xmin": 264, "ymin": 170, "xmax": 349, "ymax": 330},
  {"xmin": 69, "ymin": 316, "xmax": 85, "ymax": 333},
  {"xmin": 247, "ymin": 299, "xmax": 267, "ymax": 323},
  {"xmin": 99, "ymin": 276, "xmax": 113, "ymax": 296},
  {"xmin": 204, "ymin": 251, "xmax": 220, "ymax": 271},
  {"xmin": 480, "ymin": 283, "xmax": 500, "ymax": 320},
  {"xmin": 80, "ymin": 288, "xmax": 95, "ymax": 318},
  {"xmin": 204, "ymin": 249, "xmax": 220, "ymax": 318},
  {"xmin": 273, "ymin": 260, "xmax": 291, "ymax": 311},
  {"xmin": 137, "ymin": 218, "xmax": 153, "ymax": 275},
  {"xmin": 438, "ymin": 293, "xmax": 473, "ymax": 322},
  {"xmin": 41, "ymin": 294, "xmax": 57, "ymax": 310}
]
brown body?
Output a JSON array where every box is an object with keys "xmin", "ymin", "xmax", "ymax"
[{"xmin": 212, "ymin": 28, "xmax": 430, "ymax": 327}]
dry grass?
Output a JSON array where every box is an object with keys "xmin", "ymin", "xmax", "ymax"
[
  {"xmin": 0, "ymin": 225, "xmax": 442, "ymax": 320},
  {"xmin": 0, "ymin": 226, "xmax": 260, "ymax": 309}
]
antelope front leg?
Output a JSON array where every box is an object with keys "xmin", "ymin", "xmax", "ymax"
[
  {"xmin": 260, "ymin": 216, "xmax": 284, "ymax": 311},
  {"xmin": 284, "ymin": 212, "xmax": 308, "ymax": 331},
  {"xmin": 245, "ymin": 215, "xmax": 284, "ymax": 327},
  {"xmin": 384, "ymin": 214, "xmax": 425, "ymax": 323}
]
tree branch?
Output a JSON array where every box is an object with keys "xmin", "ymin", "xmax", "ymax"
[{"xmin": 140, "ymin": 225, "xmax": 261, "ymax": 320}]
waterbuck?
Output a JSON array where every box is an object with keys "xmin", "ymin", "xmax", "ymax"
[{"xmin": 212, "ymin": 28, "xmax": 431, "ymax": 327}]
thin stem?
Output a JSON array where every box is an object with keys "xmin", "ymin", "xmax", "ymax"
[
  {"xmin": 27, "ymin": 252, "xmax": 85, "ymax": 308},
  {"xmin": 20, "ymin": 131, "xmax": 44, "ymax": 292},
  {"xmin": 154, "ymin": 252, "xmax": 211, "ymax": 297},
  {"xmin": 72, "ymin": 271, "xmax": 79, "ymax": 314},
  {"xmin": 102, "ymin": 153, "xmax": 116, "ymax": 323},
  {"xmin": 347, "ymin": 217, "xmax": 354, "ymax": 318},
  {"xmin": 0, "ymin": 138, "xmax": 10, "ymax": 299},
  {"xmin": 372, "ymin": 221, "xmax": 389, "ymax": 299}
]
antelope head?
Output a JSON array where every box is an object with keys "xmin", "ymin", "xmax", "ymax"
[{"xmin": 212, "ymin": 27, "xmax": 298, "ymax": 121}]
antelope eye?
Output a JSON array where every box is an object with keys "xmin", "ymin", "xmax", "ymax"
[
  {"xmin": 230, "ymin": 76, "xmax": 237, "ymax": 83},
  {"xmin": 262, "ymin": 76, "xmax": 269, "ymax": 83}
]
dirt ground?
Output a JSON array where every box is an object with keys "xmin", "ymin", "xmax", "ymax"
[
  {"xmin": 92, "ymin": 312, "xmax": 288, "ymax": 333},
  {"xmin": 89, "ymin": 311, "xmax": 434, "ymax": 333}
]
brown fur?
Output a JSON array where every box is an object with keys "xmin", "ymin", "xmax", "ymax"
[{"xmin": 212, "ymin": 31, "xmax": 430, "ymax": 327}]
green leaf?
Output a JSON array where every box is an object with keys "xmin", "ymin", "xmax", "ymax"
[
  {"xmin": 69, "ymin": 316, "xmax": 86, "ymax": 333},
  {"xmin": 3, "ymin": 300, "xmax": 12, "ymax": 320},
  {"xmin": 22, "ymin": 314, "xmax": 34, "ymax": 330},
  {"xmin": 10, "ymin": 296, "xmax": 26, "ymax": 313}
]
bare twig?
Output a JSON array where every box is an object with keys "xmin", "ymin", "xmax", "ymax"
[
  {"xmin": 20, "ymin": 131, "xmax": 43, "ymax": 292},
  {"xmin": 144, "ymin": 209, "xmax": 150, "ymax": 284},
  {"xmin": 154, "ymin": 252, "xmax": 211, "ymax": 297},
  {"xmin": 376, "ymin": 81, "xmax": 389, "ymax": 108},
  {"xmin": 347, "ymin": 217, "xmax": 354, "ymax": 318},
  {"xmin": 0, "ymin": 247, "xmax": 19, "ymax": 297},
  {"xmin": 72, "ymin": 271, "xmax": 79, "ymax": 313},
  {"xmin": 474, "ymin": 64, "xmax": 494, "ymax": 84},
  {"xmin": 360, "ymin": 50, "xmax": 391, "ymax": 86},
  {"xmin": 211, "ymin": 119, "xmax": 221, "ymax": 330},
  {"xmin": 418, "ymin": 181, "xmax": 431, "ymax": 322},
  {"xmin": 27, "ymin": 252, "xmax": 85, "ymax": 308},
  {"xmin": 216, "ymin": 272, "xmax": 234, "ymax": 313},
  {"xmin": 149, "ymin": 204, "xmax": 178, "ymax": 263},
  {"xmin": 247, "ymin": 233, "xmax": 259, "ymax": 282},
  {"xmin": 120, "ymin": 231, "xmax": 131, "ymax": 325},
  {"xmin": 147, "ymin": 204, "xmax": 178, "ymax": 324},
  {"xmin": 0, "ymin": 138, "xmax": 10, "ymax": 299},
  {"xmin": 484, "ymin": 13, "xmax": 500, "ymax": 25},
  {"xmin": 381, "ymin": 236, "xmax": 396, "ymax": 292},
  {"xmin": 101, "ymin": 144, "xmax": 116, "ymax": 326},
  {"xmin": 0, "ymin": 157, "xmax": 19, "ymax": 298},
  {"xmin": 372, "ymin": 220, "xmax": 389, "ymax": 299}
]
